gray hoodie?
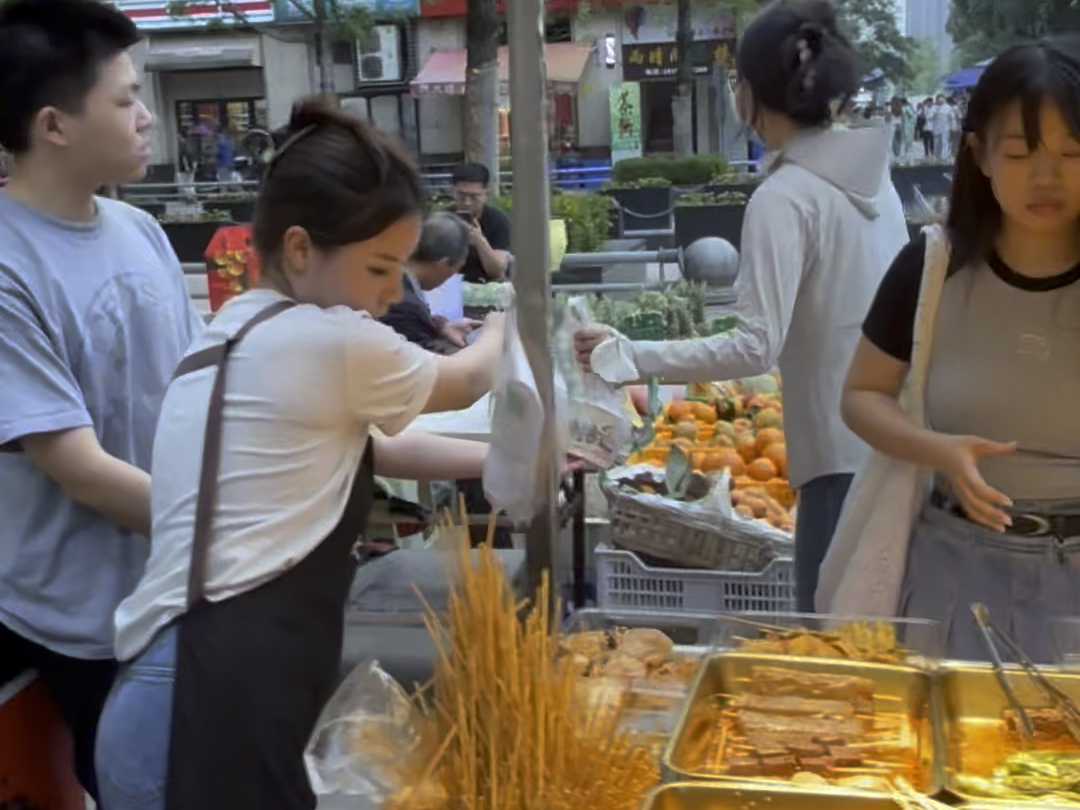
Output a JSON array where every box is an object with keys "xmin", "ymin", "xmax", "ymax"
[{"xmin": 622, "ymin": 125, "xmax": 908, "ymax": 487}]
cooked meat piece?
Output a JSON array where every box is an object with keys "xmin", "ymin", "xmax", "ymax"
[
  {"xmin": 750, "ymin": 666, "xmax": 875, "ymax": 706},
  {"xmin": 797, "ymin": 756, "xmax": 833, "ymax": 773},
  {"xmin": 813, "ymin": 735, "xmax": 848, "ymax": 747},
  {"xmin": 786, "ymin": 634, "xmax": 846, "ymax": 659},
  {"xmin": 729, "ymin": 694, "xmax": 856, "ymax": 718},
  {"xmin": 727, "ymin": 756, "xmax": 763, "ymax": 776},
  {"xmin": 758, "ymin": 755, "xmax": 797, "ymax": 776},
  {"xmin": 787, "ymin": 738, "xmax": 828, "ymax": 758},
  {"xmin": 735, "ymin": 710, "xmax": 862, "ymax": 738},
  {"xmin": 1005, "ymin": 708, "xmax": 1077, "ymax": 745},
  {"xmin": 618, "ymin": 629, "xmax": 674, "ymax": 667},
  {"xmin": 827, "ymin": 746, "xmax": 864, "ymax": 768},
  {"xmin": 744, "ymin": 731, "xmax": 823, "ymax": 758}
]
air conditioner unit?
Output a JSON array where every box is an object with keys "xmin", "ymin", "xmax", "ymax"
[{"xmin": 356, "ymin": 25, "xmax": 402, "ymax": 84}]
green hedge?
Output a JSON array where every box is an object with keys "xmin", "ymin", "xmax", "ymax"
[{"xmin": 610, "ymin": 154, "xmax": 730, "ymax": 187}]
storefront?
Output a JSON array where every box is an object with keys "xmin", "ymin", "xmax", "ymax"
[{"xmin": 410, "ymin": 42, "xmax": 591, "ymax": 155}]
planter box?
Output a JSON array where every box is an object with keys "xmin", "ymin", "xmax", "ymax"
[
  {"xmin": 675, "ymin": 204, "xmax": 746, "ymax": 251},
  {"xmin": 891, "ymin": 164, "xmax": 952, "ymax": 205},
  {"xmin": 205, "ymin": 200, "xmax": 255, "ymax": 224},
  {"xmin": 163, "ymin": 220, "xmax": 229, "ymax": 264},
  {"xmin": 608, "ymin": 186, "xmax": 674, "ymax": 234}
]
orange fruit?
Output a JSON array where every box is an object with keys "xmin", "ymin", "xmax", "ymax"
[
  {"xmin": 755, "ymin": 427, "xmax": 785, "ymax": 455},
  {"xmin": 765, "ymin": 477, "xmax": 796, "ymax": 509},
  {"xmin": 672, "ymin": 422, "xmax": 697, "ymax": 440},
  {"xmin": 748, "ymin": 457, "xmax": 778, "ymax": 482},
  {"xmin": 716, "ymin": 450, "xmax": 746, "ymax": 476},
  {"xmin": 735, "ymin": 433, "xmax": 759, "ymax": 464},
  {"xmin": 754, "ymin": 408, "xmax": 784, "ymax": 430},
  {"xmin": 713, "ymin": 421, "xmax": 736, "ymax": 441},
  {"xmin": 733, "ymin": 418, "xmax": 754, "ymax": 434},
  {"xmin": 690, "ymin": 401, "xmax": 718, "ymax": 424},
  {"xmin": 712, "ymin": 434, "xmax": 735, "ymax": 449},
  {"xmin": 762, "ymin": 443, "xmax": 787, "ymax": 478},
  {"xmin": 735, "ymin": 504, "xmax": 755, "ymax": 520},
  {"xmin": 667, "ymin": 401, "xmax": 692, "ymax": 422},
  {"xmin": 641, "ymin": 446, "xmax": 670, "ymax": 465},
  {"xmin": 690, "ymin": 450, "xmax": 709, "ymax": 471}
]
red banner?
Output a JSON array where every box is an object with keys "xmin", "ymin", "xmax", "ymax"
[{"xmin": 420, "ymin": 0, "xmax": 659, "ymax": 17}]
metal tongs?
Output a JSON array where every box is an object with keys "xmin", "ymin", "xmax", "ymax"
[{"xmin": 971, "ymin": 602, "xmax": 1080, "ymax": 744}]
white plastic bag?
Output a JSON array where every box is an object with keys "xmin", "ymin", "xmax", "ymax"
[
  {"xmin": 816, "ymin": 226, "xmax": 949, "ymax": 616},
  {"xmin": 557, "ymin": 297, "xmax": 632, "ymax": 469},
  {"xmin": 483, "ymin": 305, "xmax": 569, "ymax": 523},
  {"xmin": 304, "ymin": 660, "xmax": 421, "ymax": 801}
]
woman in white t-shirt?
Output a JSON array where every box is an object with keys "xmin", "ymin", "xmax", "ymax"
[{"xmin": 94, "ymin": 99, "xmax": 506, "ymax": 810}]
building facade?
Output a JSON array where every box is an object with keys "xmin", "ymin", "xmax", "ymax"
[{"xmin": 115, "ymin": 0, "xmax": 729, "ymax": 173}]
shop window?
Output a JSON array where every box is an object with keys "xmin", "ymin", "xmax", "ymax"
[
  {"xmin": 333, "ymin": 40, "xmax": 355, "ymax": 66},
  {"xmin": 176, "ymin": 98, "xmax": 270, "ymax": 180},
  {"xmin": 496, "ymin": 17, "xmax": 573, "ymax": 46}
]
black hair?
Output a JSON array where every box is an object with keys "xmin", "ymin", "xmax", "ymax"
[
  {"xmin": 736, "ymin": 0, "xmax": 859, "ymax": 129},
  {"xmin": 452, "ymin": 161, "xmax": 491, "ymax": 186},
  {"xmin": 413, "ymin": 212, "xmax": 470, "ymax": 266},
  {"xmin": 0, "ymin": 0, "xmax": 140, "ymax": 153},
  {"xmin": 947, "ymin": 36, "xmax": 1080, "ymax": 271},
  {"xmin": 253, "ymin": 97, "xmax": 424, "ymax": 265}
]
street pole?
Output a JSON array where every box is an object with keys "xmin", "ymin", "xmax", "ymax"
[{"xmin": 506, "ymin": 0, "xmax": 558, "ymax": 608}]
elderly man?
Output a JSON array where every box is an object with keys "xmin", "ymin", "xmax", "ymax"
[
  {"xmin": 452, "ymin": 162, "xmax": 512, "ymax": 283},
  {"xmin": 381, "ymin": 212, "xmax": 480, "ymax": 352}
]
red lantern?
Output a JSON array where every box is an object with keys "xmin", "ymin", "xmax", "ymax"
[{"xmin": 205, "ymin": 224, "xmax": 262, "ymax": 313}]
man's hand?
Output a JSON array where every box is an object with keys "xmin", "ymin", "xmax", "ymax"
[
  {"xmin": 573, "ymin": 326, "xmax": 615, "ymax": 372},
  {"xmin": 467, "ymin": 221, "xmax": 487, "ymax": 248},
  {"xmin": 439, "ymin": 318, "xmax": 483, "ymax": 348}
]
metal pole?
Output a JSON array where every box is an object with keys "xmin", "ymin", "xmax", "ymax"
[{"xmin": 507, "ymin": 0, "xmax": 558, "ymax": 605}]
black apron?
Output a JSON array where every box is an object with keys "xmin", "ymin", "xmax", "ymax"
[{"xmin": 163, "ymin": 300, "xmax": 376, "ymax": 810}]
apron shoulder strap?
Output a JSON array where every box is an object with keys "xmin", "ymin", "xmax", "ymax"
[{"xmin": 183, "ymin": 298, "xmax": 296, "ymax": 608}]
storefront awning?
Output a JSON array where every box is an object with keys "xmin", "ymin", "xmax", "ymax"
[
  {"xmin": 144, "ymin": 37, "xmax": 262, "ymax": 71},
  {"xmin": 410, "ymin": 42, "xmax": 591, "ymax": 97}
]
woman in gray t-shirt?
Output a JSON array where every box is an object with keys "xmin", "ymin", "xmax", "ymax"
[{"xmin": 843, "ymin": 37, "xmax": 1080, "ymax": 662}]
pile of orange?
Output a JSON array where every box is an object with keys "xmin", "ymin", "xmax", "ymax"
[{"xmin": 626, "ymin": 385, "xmax": 795, "ymax": 534}]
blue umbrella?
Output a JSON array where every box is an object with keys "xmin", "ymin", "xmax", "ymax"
[{"xmin": 941, "ymin": 58, "xmax": 993, "ymax": 90}]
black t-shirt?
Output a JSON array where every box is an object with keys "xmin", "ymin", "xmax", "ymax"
[
  {"xmin": 380, "ymin": 276, "xmax": 442, "ymax": 350},
  {"xmin": 461, "ymin": 204, "xmax": 512, "ymax": 284},
  {"xmin": 862, "ymin": 231, "xmax": 1080, "ymax": 363}
]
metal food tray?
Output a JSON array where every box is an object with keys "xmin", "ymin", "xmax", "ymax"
[
  {"xmin": 940, "ymin": 662, "xmax": 1080, "ymax": 807},
  {"xmin": 664, "ymin": 651, "xmax": 941, "ymax": 796},
  {"xmin": 643, "ymin": 782, "xmax": 910, "ymax": 809}
]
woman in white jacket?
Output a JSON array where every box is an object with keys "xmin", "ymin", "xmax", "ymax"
[{"xmin": 575, "ymin": 0, "xmax": 908, "ymax": 611}]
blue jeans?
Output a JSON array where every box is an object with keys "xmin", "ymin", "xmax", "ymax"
[{"xmin": 95, "ymin": 625, "xmax": 177, "ymax": 810}]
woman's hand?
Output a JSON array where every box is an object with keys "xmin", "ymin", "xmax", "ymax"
[
  {"xmin": 573, "ymin": 327, "xmax": 613, "ymax": 372},
  {"xmin": 929, "ymin": 434, "xmax": 1017, "ymax": 531}
]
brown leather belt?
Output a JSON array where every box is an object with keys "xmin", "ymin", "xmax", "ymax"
[{"xmin": 930, "ymin": 488, "xmax": 1080, "ymax": 539}]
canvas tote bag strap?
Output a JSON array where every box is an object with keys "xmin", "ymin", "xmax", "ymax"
[{"xmin": 899, "ymin": 224, "xmax": 951, "ymax": 424}]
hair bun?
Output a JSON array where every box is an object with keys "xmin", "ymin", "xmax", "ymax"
[{"xmin": 286, "ymin": 96, "xmax": 358, "ymax": 137}]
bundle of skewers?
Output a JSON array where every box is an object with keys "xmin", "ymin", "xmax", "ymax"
[{"xmin": 381, "ymin": 500, "xmax": 661, "ymax": 810}]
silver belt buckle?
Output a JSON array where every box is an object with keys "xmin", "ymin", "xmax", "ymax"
[{"xmin": 1011, "ymin": 513, "xmax": 1052, "ymax": 537}]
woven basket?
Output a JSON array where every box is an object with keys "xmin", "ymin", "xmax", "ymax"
[{"xmin": 601, "ymin": 478, "xmax": 777, "ymax": 572}]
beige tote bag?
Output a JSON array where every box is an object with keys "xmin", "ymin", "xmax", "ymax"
[{"xmin": 816, "ymin": 225, "xmax": 951, "ymax": 616}]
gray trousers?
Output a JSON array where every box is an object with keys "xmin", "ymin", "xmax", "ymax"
[
  {"xmin": 794, "ymin": 473, "xmax": 854, "ymax": 614},
  {"xmin": 900, "ymin": 504, "xmax": 1080, "ymax": 663}
]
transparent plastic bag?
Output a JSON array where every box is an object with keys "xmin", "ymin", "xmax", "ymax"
[
  {"xmin": 483, "ymin": 304, "xmax": 570, "ymax": 522},
  {"xmin": 304, "ymin": 660, "xmax": 422, "ymax": 801},
  {"xmin": 554, "ymin": 297, "xmax": 632, "ymax": 469}
]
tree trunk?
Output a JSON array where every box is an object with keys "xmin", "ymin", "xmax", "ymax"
[
  {"xmin": 672, "ymin": 0, "xmax": 695, "ymax": 156},
  {"xmin": 312, "ymin": 0, "xmax": 336, "ymax": 97},
  {"xmin": 465, "ymin": 0, "xmax": 500, "ymax": 189}
]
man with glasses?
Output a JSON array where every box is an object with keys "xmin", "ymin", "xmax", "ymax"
[{"xmin": 452, "ymin": 162, "xmax": 512, "ymax": 282}]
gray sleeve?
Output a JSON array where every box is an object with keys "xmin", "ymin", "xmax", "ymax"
[
  {"xmin": 0, "ymin": 267, "xmax": 93, "ymax": 446},
  {"xmin": 133, "ymin": 207, "xmax": 206, "ymax": 341}
]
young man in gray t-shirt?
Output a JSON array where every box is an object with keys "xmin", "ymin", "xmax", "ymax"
[{"xmin": 0, "ymin": 0, "xmax": 202, "ymax": 799}]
